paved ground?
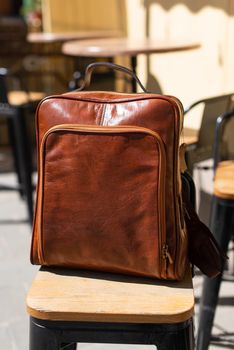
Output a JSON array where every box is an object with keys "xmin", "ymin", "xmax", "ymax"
[{"xmin": 0, "ymin": 172, "xmax": 233, "ymax": 349}]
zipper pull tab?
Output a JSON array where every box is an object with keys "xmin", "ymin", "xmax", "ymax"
[
  {"xmin": 163, "ymin": 244, "xmax": 174, "ymax": 270},
  {"xmin": 166, "ymin": 248, "xmax": 173, "ymax": 264}
]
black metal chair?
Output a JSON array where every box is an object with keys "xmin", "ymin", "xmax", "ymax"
[
  {"xmin": 0, "ymin": 16, "xmax": 48, "ymax": 223},
  {"xmin": 0, "ymin": 68, "xmax": 44, "ymax": 223},
  {"xmin": 184, "ymin": 94, "xmax": 234, "ymax": 175},
  {"xmin": 196, "ymin": 111, "xmax": 234, "ymax": 350}
]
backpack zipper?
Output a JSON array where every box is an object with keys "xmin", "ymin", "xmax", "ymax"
[
  {"xmin": 164, "ymin": 96, "xmax": 184, "ymax": 278},
  {"xmin": 162, "ymin": 243, "xmax": 174, "ymax": 273}
]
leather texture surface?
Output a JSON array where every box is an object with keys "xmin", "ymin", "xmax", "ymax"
[{"xmin": 31, "ymin": 91, "xmax": 188, "ymax": 280}]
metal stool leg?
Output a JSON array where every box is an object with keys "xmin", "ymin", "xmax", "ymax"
[
  {"xmin": 196, "ymin": 197, "xmax": 234, "ymax": 350},
  {"xmin": 30, "ymin": 317, "xmax": 60, "ymax": 350},
  {"xmin": 7, "ymin": 117, "xmax": 24, "ymax": 197},
  {"xmin": 156, "ymin": 320, "xmax": 194, "ymax": 350},
  {"xmin": 12, "ymin": 107, "xmax": 34, "ymax": 223}
]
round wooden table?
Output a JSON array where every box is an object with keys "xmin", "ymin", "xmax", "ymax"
[
  {"xmin": 62, "ymin": 37, "xmax": 200, "ymax": 91},
  {"xmin": 27, "ymin": 31, "xmax": 120, "ymax": 44}
]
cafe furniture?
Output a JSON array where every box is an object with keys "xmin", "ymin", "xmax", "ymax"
[
  {"xmin": 27, "ymin": 31, "xmax": 120, "ymax": 44},
  {"xmin": 62, "ymin": 37, "xmax": 200, "ymax": 92},
  {"xmin": 27, "ymin": 266, "xmax": 195, "ymax": 350},
  {"xmin": 0, "ymin": 17, "xmax": 45, "ymax": 223},
  {"xmin": 197, "ymin": 111, "xmax": 234, "ymax": 350},
  {"xmin": 184, "ymin": 94, "xmax": 234, "ymax": 175},
  {"xmin": 0, "ymin": 68, "xmax": 44, "ymax": 223}
]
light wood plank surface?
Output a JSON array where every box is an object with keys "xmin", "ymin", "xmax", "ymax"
[
  {"xmin": 62, "ymin": 37, "xmax": 200, "ymax": 57},
  {"xmin": 214, "ymin": 161, "xmax": 234, "ymax": 199},
  {"xmin": 27, "ymin": 267, "xmax": 194, "ymax": 323}
]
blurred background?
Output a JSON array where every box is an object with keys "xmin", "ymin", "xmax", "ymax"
[
  {"xmin": 0, "ymin": 1, "xmax": 234, "ymax": 349},
  {"xmin": 1, "ymin": 1, "xmax": 234, "ymax": 142}
]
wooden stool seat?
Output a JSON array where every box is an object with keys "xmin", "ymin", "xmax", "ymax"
[
  {"xmin": 26, "ymin": 267, "xmax": 195, "ymax": 349},
  {"xmin": 214, "ymin": 161, "xmax": 234, "ymax": 199},
  {"xmin": 27, "ymin": 267, "xmax": 194, "ymax": 323}
]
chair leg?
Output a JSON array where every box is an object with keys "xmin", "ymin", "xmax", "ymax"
[
  {"xmin": 12, "ymin": 108, "xmax": 34, "ymax": 223},
  {"xmin": 7, "ymin": 118, "xmax": 24, "ymax": 197},
  {"xmin": 196, "ymin": 274, "xmax": 223, "ymax": 350},
  {"xmin": 196, "ymin": 197, "xmax": 234, "ymax": 350},
  {"xmin": 156, "ymin": 319, "xmax": 194, "ymax": 350},
  {"xmin": 30, "ymin": 317, "xmax": 60, "ymax": 350}
]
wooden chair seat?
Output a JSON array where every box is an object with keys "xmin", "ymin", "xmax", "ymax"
[
  {"xmin": 214, "ymin": 161, "xmax": 234, "ymax": 199},
  {"xmin": 27, "ymin": 267, "xmax": 195, "ymax": 349},
  {"xmin": 7, "ymin": 90, "xmax": 45, "ymax": 106},
  {"xmin": 27, "ymin": 267, "xmax": 194, "ymax": 324}
]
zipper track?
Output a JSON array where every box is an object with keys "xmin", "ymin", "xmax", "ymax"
[
  {"xmin": 168, "ymin": 97, "xmax": 184, "ymax": 278},
  {"xmin": 37, "ymin": 124, "xmax": 167, "ymax": 275}
]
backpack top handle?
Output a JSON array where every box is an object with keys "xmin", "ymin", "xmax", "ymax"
[{"xmin": 76, "ymin": 61, "xmax": 148, "ymax": 93}]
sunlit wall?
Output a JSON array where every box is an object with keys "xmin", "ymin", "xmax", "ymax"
[{"xmin": 42, "ymin": 0, "xmax": 234, "ymax": 129}]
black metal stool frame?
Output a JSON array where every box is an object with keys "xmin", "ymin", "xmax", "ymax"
[
  {"xmin": 30, "ymin": 316, "xmax": 194, "ymax": 350},
  {"xmin": 197, "ymin": 111, "xmax": 234, "ymax": 350},
  {"xmin": 197, "ymin": 197, "xmax": 234, "ymax": 350},
  {"xmin": 0, "ymin": 68, "xmax": 34, "ymax": 223}
]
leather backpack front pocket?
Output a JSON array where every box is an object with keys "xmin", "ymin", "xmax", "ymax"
[{"xmin": 37, "ymin": 124, "xmax": 168, "ymax": 278}]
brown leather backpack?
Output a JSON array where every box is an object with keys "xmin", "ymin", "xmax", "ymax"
[{"xmin": 30, "ymin": 62, "xmax": 190, "ymax": 280}]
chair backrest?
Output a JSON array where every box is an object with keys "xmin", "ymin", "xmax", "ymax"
[
  {"xmin": 185, "ymin": 94, "xmax": 234, "ymax": 163},
  {"xmin": 213, "ymin": 110, "xmax": 234, "ymax": 170}
]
